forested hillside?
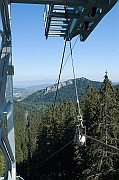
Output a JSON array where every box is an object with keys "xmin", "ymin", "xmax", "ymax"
[
  {"xmin": 0, "ymin": 75, "xmax": 119, "ymax": 179},
  {"xmin": 23, "ymin": 77, "xmax": 103, "ymax": 104}
]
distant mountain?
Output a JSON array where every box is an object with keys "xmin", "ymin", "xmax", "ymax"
[
  {"xmin": 112, "ymin": 82, "xmax": 119, "ymax": 86},
  {"xmin": 13, "ymin": 84, "xmax": 52, "ymax": 101},
  {"xmin": 14, "ymin": 79, "xmax": 56, "ymax": 87},
  {"xmin": 22, "ymin": 77, "xmax": 103, "ymax": 104}
]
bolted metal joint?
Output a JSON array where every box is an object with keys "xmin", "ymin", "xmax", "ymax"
[{"xmin": 7, "ymin": 65, "xmax": 14, "ymax": 75}]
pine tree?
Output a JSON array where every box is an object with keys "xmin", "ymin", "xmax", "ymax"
[
  {"xmin": 75, "ymin": 73, "xmax": 119, "ymax": 179},
  {"xmin": 74, "ymin": 83, "xmax": 101, "ymax": 179},
  {"xmin": 98, "ymin": 72, "xmax": 119, "ymax": 179}
]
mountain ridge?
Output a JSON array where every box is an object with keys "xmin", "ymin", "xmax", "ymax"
[{"xmin": 22, "ymin": 77, "xmax": 103, "ymax": 104}]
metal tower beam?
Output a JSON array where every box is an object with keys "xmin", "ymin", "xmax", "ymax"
[
  {"xmin": 0, "ymin": 0, "xmax": 16, "ymax": 180},
  {"xmin": 1, "ymin": 0, "xmax": 11, "ymax": 38},
  {"xmin": 44, "ymin": 0, "xmax": 118, "ymax": 40},
  {"xmin": 10, "ymin": 0, "xmax": 110, "ymax": 5}
]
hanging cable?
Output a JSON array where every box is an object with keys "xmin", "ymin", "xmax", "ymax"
[
  {"xmin": 39, "ymin": 139, "xmax": 73, "ymax": 165},
  {"xmin": 28, "ymin": 134, "xmax": 119, "ymax": 169},
  {"xmin": 53, "ymin": 35, "xmax": 80, "ymax": 102},
  {"xmin": 28, "ymin": 139, "xmax": 73, "ymax": 168},
  {"xmin": 69, "ymin": 40, "xmax": 81, "ymax": 117},
  {"xmin": 86, "ymin": 135, "xmax": 119, "ymax": 152},
  {"xmin": 53, "ymin": 39, "xmax": 67, "ymax": 109},
  {"xmin": 62, "ymin": 35, "xmax": 81, "ymax": 72},
  {"xmin": 62, "ymin": 36, "xmax": 79, "ymax": 70},
  {"xmin": 54, "ymin": 36, "xmax": 79, "ymax": 85}
]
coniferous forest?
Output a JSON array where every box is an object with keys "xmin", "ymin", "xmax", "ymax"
[{"xmin": 0, "ymin": 74, "xmax": 119, "ymax": 179}]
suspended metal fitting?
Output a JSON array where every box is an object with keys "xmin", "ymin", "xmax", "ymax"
[{"xmin": 73, "ymin": 115, "xmax": 86, "ymax": 146}]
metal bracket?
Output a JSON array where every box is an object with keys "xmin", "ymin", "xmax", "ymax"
[{"xmin": 7, "ymin": 65, "xmax": 14, "ymax": 75}]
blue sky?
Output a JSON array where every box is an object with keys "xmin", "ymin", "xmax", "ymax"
[{"xmin": 10, "ymin": 2, "xmax": 119, "ymax": 84}]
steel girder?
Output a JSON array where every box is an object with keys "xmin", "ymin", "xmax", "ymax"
[
  {"xmin": 44, "ymin": 0, "xmax": 118, "ymax": 40},
  {"xmin": 1, "ymin": 0, "xmax": 11, "ymax": 38},
  {"xmin": 9, "ymin": 0, "xmax": 118, "ymax": 6},
  {"xmin": 0, "ymin": 0, "xmax": 16, "ymax": 180},
  {"xmin": 4, "ymin": 0, "xmax": 119, "ymax": 41}
]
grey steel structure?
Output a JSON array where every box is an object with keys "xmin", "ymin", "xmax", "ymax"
[
  {"xmin": 0, "ymin": 0, "xmax": 118, "ymax": 179},
  {"xmin": 44, "ymin": 0, "xmax": 118, "ymax": 40}
]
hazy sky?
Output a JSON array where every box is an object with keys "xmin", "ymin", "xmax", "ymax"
[{"xmin": 9, "ymin": 2, "xmax": 119, "ymax": 83}]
